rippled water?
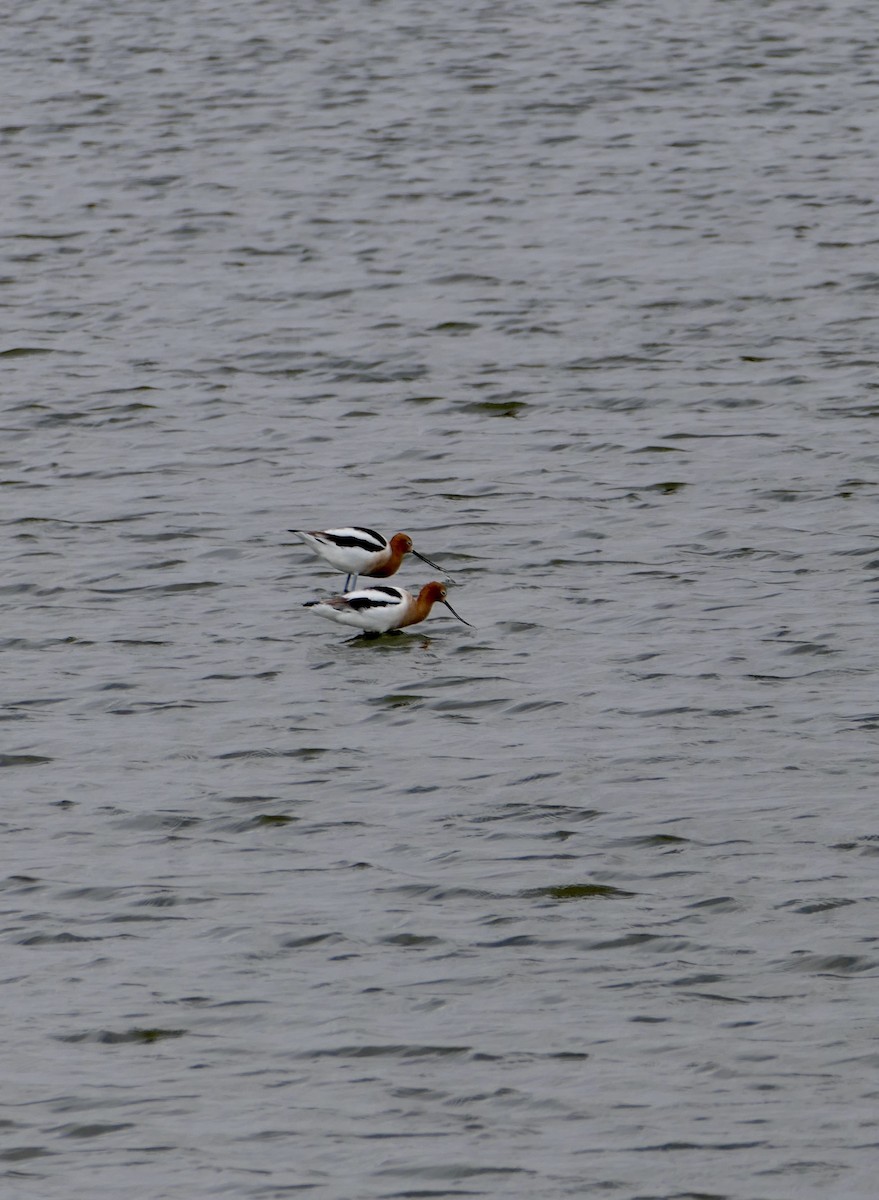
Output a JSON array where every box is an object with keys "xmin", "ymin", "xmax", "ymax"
[{"xmin": 4, "ymin": 1, "xmax": 879, "ymax": 1196}]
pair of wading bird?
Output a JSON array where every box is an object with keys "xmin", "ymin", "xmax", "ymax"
[{"xmin": 293, "ymin": 526, "xmax": 472, "ymax": 635}]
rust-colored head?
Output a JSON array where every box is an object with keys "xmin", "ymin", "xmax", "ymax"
[
  {"xmin": 419, "ymin": 581, "xmax": 472, "ymax": 626},
  {"xmin": 390, "ymin": 533, "xmax": 448, "ymax": 577},
  {"xmin": 419, "ymin": 581, "xmax": 447, "ymax": 603}
]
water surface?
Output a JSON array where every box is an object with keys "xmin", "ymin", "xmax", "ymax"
[{"xmin": 4, "ymin": 2, "xmax": 879, "ymax": 1197}]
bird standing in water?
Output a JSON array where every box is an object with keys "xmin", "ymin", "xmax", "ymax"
[
  {"xmin": 289, "ymin": 526, "xmax": 448, "ymax": 591},
  {"xmin": 304, "ymin": 581, "xmax": 471, "ymax": 634}
]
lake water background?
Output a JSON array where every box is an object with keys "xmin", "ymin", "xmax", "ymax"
[{"xmin": 4, "ymin": 2, "xmax": 879, "ymax": 1197}]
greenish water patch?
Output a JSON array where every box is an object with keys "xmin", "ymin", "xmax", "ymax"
[{"xmin": 526, "ymin": 883, "xmax": 636, "ymax": 901}]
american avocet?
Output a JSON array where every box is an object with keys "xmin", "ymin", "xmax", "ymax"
[
  {"xmin": 304, "ymin": 582, "xmax": 472, "ymax": 634},
  {"xmin": 289, "ymin": 527, "xmax": 447, "ymax": 591}
]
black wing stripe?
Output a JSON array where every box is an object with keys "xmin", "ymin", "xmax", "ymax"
[
  {"xmin": 347, "ymin": 595, "xmax": 399, "ymax": 611},
  {"xmin": 324, "ymin": 528, "xmax": 386, "ymax": 551}
]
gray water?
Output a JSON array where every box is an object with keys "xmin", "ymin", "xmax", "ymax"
[{"xmin": 4, "ymin": 1, "xmax": 879, "ymax": 1196}]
